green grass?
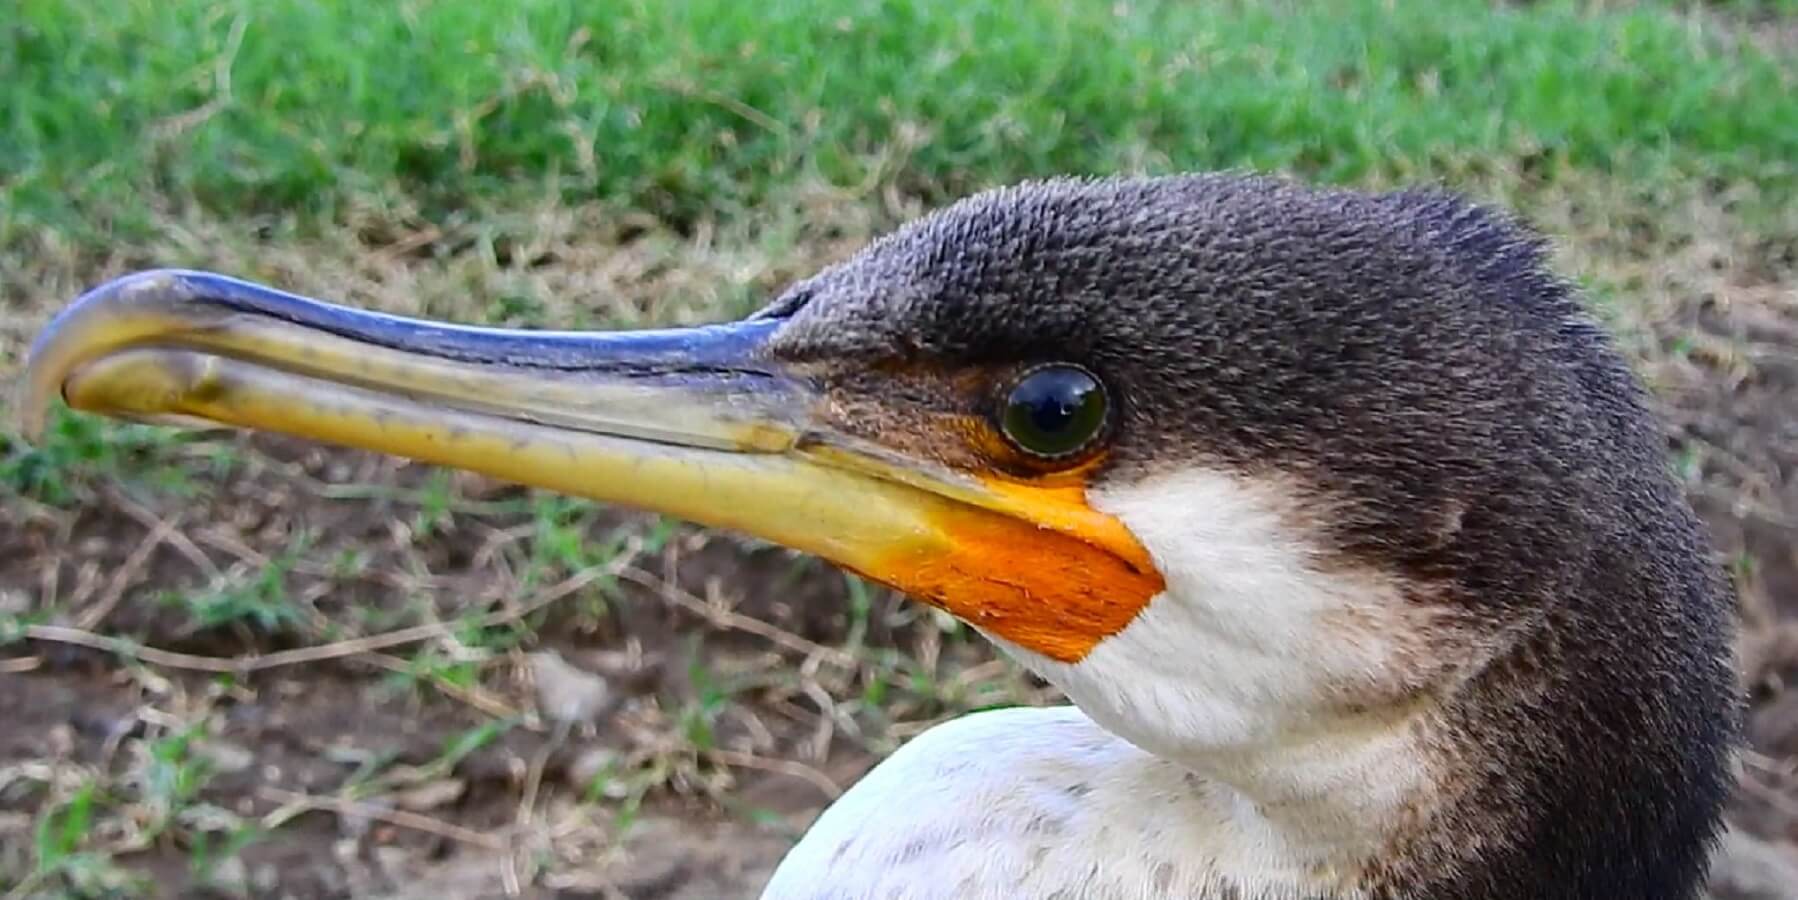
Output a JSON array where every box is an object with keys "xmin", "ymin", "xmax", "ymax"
[
  {"xmin": 18, "ymin": 783, "xmax": 146, "ymax": 898},
  {"xmin": 160, "ymin": 537, "xmax": 307, "ymax": 634},
  {"xmin": 3, "ymin": 0, "xmax": 1793, "ymax": 247},
  {"xmin": 0, "ymin": 405, "xmax": 218, "ymax": 506}
]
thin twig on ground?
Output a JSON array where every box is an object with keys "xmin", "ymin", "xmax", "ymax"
[
  {"xmin": 22, "ymin": 564, "xmax": 619, "ymax": 675},
  {"xmin": 357, "ymin": 651, "xmax": 539, "ymax": 727},
  {"xmin": 0, "ymin": 657, "xmax": 43, "ymax": 673},
  {"xmin": 75, "ymin": 513, "xmax": 181, "ymax": 630},
  {"xmin": 703, "ymin": 747, "xmax": 842, "ymax": 800},
  {"xmin": 105, "ymin": 488, "xmax": 220, "ymax": 579},
  {"xmin": 616, "ymin": 565, "xmax": 856, "ymax": 668},
  {"xmin": 258, "ymin": 785, "xmax": 507, "ymax": 850},
  {"xmin": 516, "ymin": 719, "xmax": 574, "ymax": 827}
]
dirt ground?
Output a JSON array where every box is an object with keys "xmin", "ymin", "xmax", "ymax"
[
  {"xmin": 1, "ymin": 186, "xmax": 1796, "ymax": 898},
  {"xmin": 0, "ymin": 435, "xmax": 1030, "ymax": 899}
]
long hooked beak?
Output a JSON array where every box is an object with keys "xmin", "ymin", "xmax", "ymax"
[{"xmin": 19, "ymin": 270, "xmax": 1160, "ymax": 662}]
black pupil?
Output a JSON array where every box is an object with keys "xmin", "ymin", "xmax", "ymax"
[{"xmin": 1003, "ymin": 367, "xmax": 1105, "ymax": 457}]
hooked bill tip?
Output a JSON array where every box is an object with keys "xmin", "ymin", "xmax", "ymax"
[{"xmin": 17, "ymin": 269, "xmax": 203, "ymax": 444}]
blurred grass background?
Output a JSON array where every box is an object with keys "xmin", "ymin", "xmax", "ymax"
[
  {"xmin": 1, "ymin": 1, "xmax": 1795, "ymax": 897},
  {"xmin": 4, "ymin": 0, "xmax": 1794, "ymax": 243}
]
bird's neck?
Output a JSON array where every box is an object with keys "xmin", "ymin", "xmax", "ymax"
[
  {"xmin": 1161, "ymin": 698, "xmax": 1447, "ymax": 891},
  {"xmin": 1013, "ymin": 637, "xmax": 1724, "ymax": 900}
]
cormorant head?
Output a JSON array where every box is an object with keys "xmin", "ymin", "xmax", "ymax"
[{"xmin": 20, "ymin": 174, "xmax": 1737, "ymax": 895}]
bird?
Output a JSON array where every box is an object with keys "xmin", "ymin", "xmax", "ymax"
[{"xmin": 20, "ymin": 174, "xmax": 1738, "ymax": 899}]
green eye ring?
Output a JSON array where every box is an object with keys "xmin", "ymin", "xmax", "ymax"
[{"xmin": 999, "ymin": 364, "xmax": 1110, "ymax": 460}]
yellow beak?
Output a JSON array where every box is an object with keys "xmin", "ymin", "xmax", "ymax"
[{"xmin": 19, "ymin": 270, "xmax": 1162, "ymax": 662}]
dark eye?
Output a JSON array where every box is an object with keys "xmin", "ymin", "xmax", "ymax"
[{"xmin": 1000, "ymin": 365, "xmax": 1109, "ymax": 459}]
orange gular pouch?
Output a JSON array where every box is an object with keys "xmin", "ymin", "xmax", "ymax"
[{"xmin": 866, "ymin": 480, "xmax": 1165, "ymax": 664}]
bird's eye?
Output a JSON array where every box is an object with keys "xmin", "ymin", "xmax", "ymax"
[{"xmin": 999, "ymin": 365, "xmax": 1109, "ymax": 460}]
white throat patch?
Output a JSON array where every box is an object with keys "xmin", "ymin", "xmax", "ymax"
[{"xmin": 994, "ymin": 468, "xmax": 1476, "ymax": 862}]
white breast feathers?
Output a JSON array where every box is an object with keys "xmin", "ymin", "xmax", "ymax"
[{"xmin": 760, "ymin": 705, "xmax": 1340, "ymax": 900}]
